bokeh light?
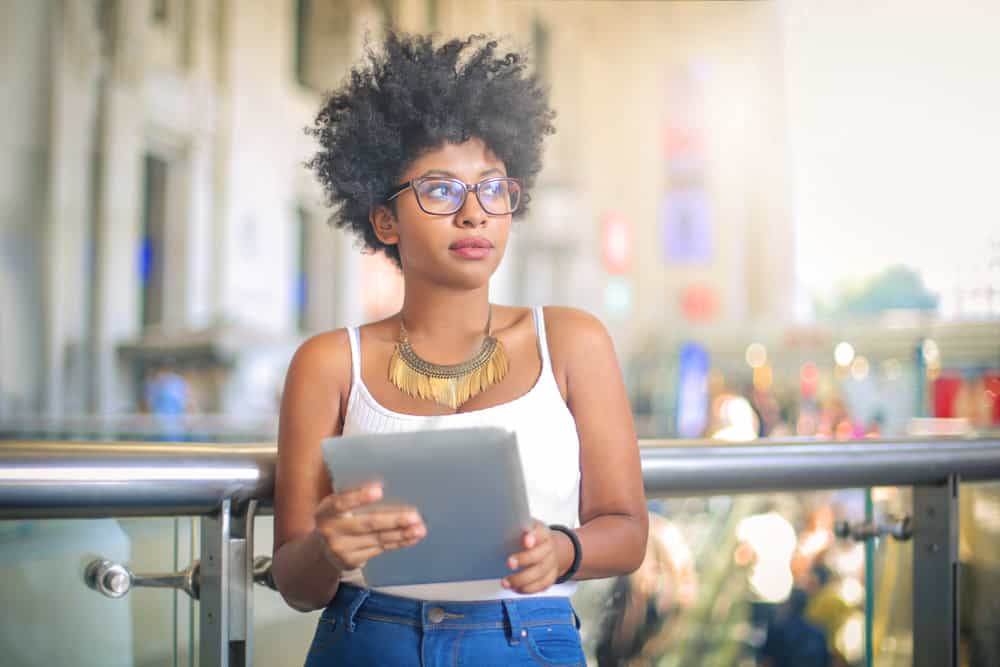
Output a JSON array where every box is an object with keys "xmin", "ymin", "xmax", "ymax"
[
  {"xmin": 745, "ymin": 342, "xmax": 768, "ymax": 369},
  {"xmin": 834, "ymin": 342, "xmax": 855, "ymax": 367}
]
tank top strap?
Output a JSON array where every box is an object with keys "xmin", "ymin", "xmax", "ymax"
[
  {"xmin": 532, "ymin": 306, "xmax": 552, "ymax": 372},
  {"xmin": 345, "ymin": 325, "xmax": 363, "ymax": 387}
]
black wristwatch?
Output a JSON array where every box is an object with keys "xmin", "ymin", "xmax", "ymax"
[{"xmin": 548, "ymin": 524, "xmax": 582, "ymax": 584}]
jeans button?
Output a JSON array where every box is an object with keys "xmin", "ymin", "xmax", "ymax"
[{"xmin": 428, "ymin": 607, "xmax": 445, "ymax": 624}]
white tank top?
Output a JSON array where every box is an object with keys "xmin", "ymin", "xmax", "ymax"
[{"xmin": 338, "ymin": 306, "xmax": 581, "ymax": 600}]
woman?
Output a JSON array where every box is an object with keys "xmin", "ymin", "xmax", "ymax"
[{"xmin": 272, "ymin": 32, "xmax": 648, "ymax": 666}]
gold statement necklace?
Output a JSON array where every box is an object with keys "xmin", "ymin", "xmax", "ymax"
[{"xmin": 387, "ymin": 305, "xmax": 508, "ymax": 410}]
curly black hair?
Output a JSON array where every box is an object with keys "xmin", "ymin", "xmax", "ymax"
[{"xmin": 307, "ymin": 31, "xmax": 556, "ymax": 266}]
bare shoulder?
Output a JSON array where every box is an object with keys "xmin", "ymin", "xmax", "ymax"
[
  {"xmin": 542, "ymin": 306, "xmax": 613, "ymax": 347},
  {"xmin": 283, "ymin": 328, "xmax": 353, "ymax": 396},
  {"xmin": 541, "ymin": 306, "xmax": 618, "ymax": 375}
]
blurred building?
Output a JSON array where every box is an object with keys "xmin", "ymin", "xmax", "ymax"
[{"xmin": 1, "ymin": 0, "xmax": 796, "ymax": 419}]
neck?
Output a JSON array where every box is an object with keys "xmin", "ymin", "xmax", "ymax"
[{"xmin": 398, "ymin": 282, "xmax": 492, "ymax": 342}]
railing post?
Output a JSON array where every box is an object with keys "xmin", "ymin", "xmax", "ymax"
[
  {"xmin": 200, "ymin": 498, "xmax": 257, "ymax": 666},
  {"xmin": 912, "ymin": 474, "xmax": 959, "ymax": 667}
]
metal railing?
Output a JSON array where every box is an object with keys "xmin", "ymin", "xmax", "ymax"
[{"xmin": 3, "ymin": 435, "xmax": 999, "ymax": 667}]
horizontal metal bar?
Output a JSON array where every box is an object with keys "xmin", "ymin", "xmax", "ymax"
[
  {"xmin": 640, "ymin": 437, "xmax": 1000, "ymax": 496},
  {"xmin": 1, "ymin": 437, "xmax": 999, "ymax": 518},
  {"xmin": 0, "ymin": 441, "xmax": 275, "ymax": 518}
]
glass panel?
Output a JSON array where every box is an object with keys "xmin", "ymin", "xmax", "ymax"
[
  {"xmin": 248, "ymin": 492, "xmax": 871, "ymax": 667},
  {"xmin": 0, "ymin": 517, "xmax": 194, "ymax": 667},
  {"xmin": 872, "ymin": 479, "xmax": 1000, "ymax": 667},
  {"xmin": 960, "ymin": 480, "xmax": 1000, "ymax": 667},
  {"xmin": 573, "ymin": 491, "xmax": 869, "ymax": 667},
  {"xmin": 251, "ymin": 516, "xmax": 323, "ymax": 666},
  {"xmin": 868, "ymin": 485, "xmax": 912, "ymax": 667}
]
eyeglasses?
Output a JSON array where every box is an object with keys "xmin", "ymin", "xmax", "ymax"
[{"xmin": 385, "ymin": 177, "xmax": 522, "ymax": 216}]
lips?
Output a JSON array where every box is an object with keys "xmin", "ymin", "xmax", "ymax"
[
  {"xmin": 449, "ymin": 237, "xmax": 494, "ymax": 250},
  {"xmin": 449, "ymin": 237, "xmax": 494, "ymax": 260}
]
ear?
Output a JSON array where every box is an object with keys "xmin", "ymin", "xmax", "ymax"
[{"xmin": 369, "ymin": 205, "xmax": 399, "ymax": 246}]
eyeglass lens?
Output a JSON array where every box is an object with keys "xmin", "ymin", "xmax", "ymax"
[{"xmin": 413, "ymin": 178, "xmax": 521, "ymax": 215}]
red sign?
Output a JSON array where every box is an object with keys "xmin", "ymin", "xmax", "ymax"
[
  {"xmin": 932, "ymin": 374, "xmax": 963, "ymax": 418},
  {"xmin": 600, "ymin": 213, "xmax": 632, "ymax": 274},
  {"xmin": 986, "ymin": 373, "xmax": 1000, "ymax": 425},
  {"xmin": 680, "ymin": 284, "xmax": 717, "ymax": 324}
]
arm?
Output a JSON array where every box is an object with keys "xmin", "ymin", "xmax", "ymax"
[
  {"xmin": 502, "ymin": 307, "xmax": 648, "ymax": 592},
  {"xmin": 270, "ymin": 332, "xmax": 426, "ymax": 611},
  {"xmin": 270, "ymin": 332, "xmax": 347, "ymax": 611},
  {"xmin": 555, "ymin": 306, "xmax": 648, "ymax": 578}
]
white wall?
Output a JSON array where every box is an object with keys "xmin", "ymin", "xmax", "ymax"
[{"xmin": 779, "ymin": 0, "xmax": 1000, "ymax": 313}]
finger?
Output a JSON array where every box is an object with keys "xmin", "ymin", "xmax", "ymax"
[
  {"xmin": 326, "ymin": 531, "xmax": 425, "ymax": 570},
  {"xmin": 379, "ymin": 533, "xmax": 426, "ymax": 552},
  {"xmin": 507, "ymin": 544, "xmax": 549, "ymax": 571},
  {"xmin": 373, "ymin": 524, "xmax": 427, "ymax": 547},
  {"xmin": 503, "ymin": 562, "xmax": 556, "ymax": 593},
  {"xmin": 514, "ymin": 576, "xmax": 558, "ymax": 595},
  {"xmin": 339, "ymin": 510, "xmax": 423, "ymax": 536},
  {"xmin": 521, "ymin": 521, "xmax": 549, "ymax": 550},
  {"xmin": 328, "ymin": 520, "xmax": 426, "ymax": 552},
  {"xmin": 316, "ymin": 483, "xmax": 384, "ymax": 518}
]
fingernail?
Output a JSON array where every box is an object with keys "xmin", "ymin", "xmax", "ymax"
[
  {"xmin": 369, "ymin": 486, "xmax": 382, "ymax": 499},
  {"xmin": 509, "ymin": 558, "xmax": 518, "ymax": 569},
  {"xmin": 501, "ymin": 579, "xmax": 510, "ymax": 588}
]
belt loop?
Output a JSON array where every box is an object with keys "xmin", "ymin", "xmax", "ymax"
[
  {"xmin": 343, "ymin": 587, "xmax": 371, "ymax": 632},
  {"xmin": 502, "ymin": 599, "xmax": 524, "ymax": 646}
]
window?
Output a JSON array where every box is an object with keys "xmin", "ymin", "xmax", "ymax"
[
  {"xmin": 140, "ymin": 154, "xmax": 168, "ymax": 329},
  {"xmin": 295, "ymin": 0, "xmax": 353, "ymax": 90},
  {"xmin": 151, "ymin": 0, "xmax": 169, "ymax": 24},
  {"xmin": 294, "ymin": 205, "xmax": 310, "ymax": 332}
]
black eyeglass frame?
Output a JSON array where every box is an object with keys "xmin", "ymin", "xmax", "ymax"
[{"xmin": 383, "ymin": 176, "xmax": 522, "ymax": 216}]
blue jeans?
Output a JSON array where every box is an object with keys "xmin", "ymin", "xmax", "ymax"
[{"xmin": 304, "ymin": 583, "xmax": 585, "ymax": 666}]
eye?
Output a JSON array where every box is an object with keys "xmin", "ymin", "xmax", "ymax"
[
  {"xmin": 422, "ymin": 181, "xmax": 460, "ymax": 200},
  {"xmin": 481, "ymin": 180, "xmax": 506, "ymax": 197}
]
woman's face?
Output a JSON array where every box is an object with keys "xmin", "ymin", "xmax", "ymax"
[{"xmin": 375, "ymin": 137, "xmax": 512, "ymax": 290}]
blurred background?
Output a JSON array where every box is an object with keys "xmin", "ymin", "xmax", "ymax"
[
  {"xmin": 3, "ymin": 0, "xmax": 999, "ymax": 435},
  {"xmin": 2, "ymin": 1, "xmax": 999, "ymax": 666}
]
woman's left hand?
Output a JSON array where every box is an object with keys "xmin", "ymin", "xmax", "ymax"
[{"xmin": 502, "ymin": 520, "xmax": 566, "ymax": 594}]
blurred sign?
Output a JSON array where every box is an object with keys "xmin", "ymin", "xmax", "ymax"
[
  {"xmin": 680, "ymin": 283, "xmax": 717, "ymax": 324},
  {"xmin": 676, "ymin": 342, "xmax": 710, "ymax": 438},
  {"xmin": 661, "ymin": 188, "xmax": 712, "ymax": 264},
  {"xmin": 987, "ymin": 373, "xmax": 1000, "ymax": 424},
  {"xmin": 600, "ymin": 213, "xmax": 632, "ymax": 274},
  {"xmin": 661, "ymin": 62, "xmax": 713, "ymax": 265},
  {"xmin": 932, "ymin": 374, "xmax": 963, "ymax": 418}
]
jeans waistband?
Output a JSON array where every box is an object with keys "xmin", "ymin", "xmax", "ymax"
[{"xmin": 325, "ymin": 583, "xmax": 579, "ymax": 646}]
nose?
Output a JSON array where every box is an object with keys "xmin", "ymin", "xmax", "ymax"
[{"xmin": 456, "ymin": 186, "xmax": 488, "ymax": 228}]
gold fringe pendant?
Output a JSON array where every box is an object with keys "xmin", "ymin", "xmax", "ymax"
[{"xmin": 387, "ymin": 307, "xmax": 509, "ymax": 410}]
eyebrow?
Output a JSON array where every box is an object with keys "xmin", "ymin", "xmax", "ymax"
[{"xmin": 419, "ymin": 167, "xmax": 505, "ymax": 179}]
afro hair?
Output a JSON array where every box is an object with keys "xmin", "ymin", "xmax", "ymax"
[{"xmin": 306, "ymin": 31, "xmax": 556, "ymax": 266}]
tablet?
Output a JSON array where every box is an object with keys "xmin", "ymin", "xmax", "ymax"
[{"xmin": 320, "ymin": 427, "xmax": 532, "ymax": 587}]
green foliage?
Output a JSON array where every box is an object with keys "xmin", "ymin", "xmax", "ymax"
[{"xmin": 817, "ymin": 265, "xmax": 939, "ymax": 319}]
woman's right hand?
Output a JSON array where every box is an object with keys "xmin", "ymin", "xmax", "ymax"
[{"xmin": 313, "ymin": 482, "xmax": 426, "ymax": 572}]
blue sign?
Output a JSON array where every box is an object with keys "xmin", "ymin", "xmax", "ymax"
[
  {"xmin": 660, "ymin": 188, "xmax": 713, "ymax": 264},
  {"xmin": 676, "ymin": 341, "xmax": 710, "ymax": 438}
]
